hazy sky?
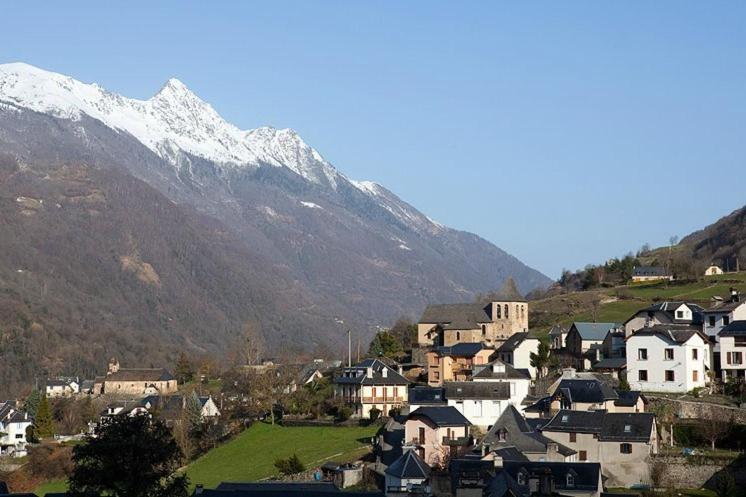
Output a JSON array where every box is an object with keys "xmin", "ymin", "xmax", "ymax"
[{"xmin": 3, "ymin": 2, "xmax": 744, "ymax": 278}]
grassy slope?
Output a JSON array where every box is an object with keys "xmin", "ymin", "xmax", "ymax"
[
  {"xmin": 530, "ymin": 272, "xmax": 746, "ymax": 337},
  {"xmin": 34, "ymin": 423, "xmax": 377, "ymax": 495},
  {"xmin": 185, "ymin": 422, "xmax": 378, "ymax": 489}
]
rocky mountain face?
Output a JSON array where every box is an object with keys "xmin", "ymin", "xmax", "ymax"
[{"xmin": 0, "ymin": 63, "xmax": 550, "ymax": 394}]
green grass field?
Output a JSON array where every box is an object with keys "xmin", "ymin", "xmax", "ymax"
[
  {"xmin": 184, "ymin": 422, "xmax": 378, "ymax": 489},
  {"xmin": 34, "ymin": 423, "xmax": 377, "ymax": 495}
]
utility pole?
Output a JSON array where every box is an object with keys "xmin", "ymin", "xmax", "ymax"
[
  {"xmin": 347, "ymin": 330, "xmax": 352, "ymax": 368},
  {"xmin": 357, "ymin": 338, "xmax": 361, "ymax": 363}
]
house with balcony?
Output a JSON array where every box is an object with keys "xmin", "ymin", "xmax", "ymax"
[
  {"xmin": 625, "ymin": 325, "xmax": 710, "ymax": 393},
  {"xmin": 404, "ymin": 406, "xmax": 471, "ymax": 468},
  {"xmin": 426, "ymin": 343, "xmax": 495, "ymax": 386},
  {"xmin": 718, "ymin": 320, "xmax": 746, "ymax": 380},
  {"xmin": 0, "ymin": 401, "xmax": 32, "ymax": 457},
  {"xmin": 539, "ymin": 410, "xmax": 657, "ymax": 487},
  {"xmin": 333, "ymin": 358, "xmax": 410, "ymax": 418}
]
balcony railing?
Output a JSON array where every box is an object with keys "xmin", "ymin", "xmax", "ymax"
[{"xmin": 360, "ymin": 397, "xmax": 405, "ymax": 403}]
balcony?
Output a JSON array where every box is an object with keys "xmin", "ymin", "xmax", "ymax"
[
  {"xmin": 442, "ymin": 436, "xmax": 471, "ymax": 446},
  {"xmin": 361, "ymin": 397, "xmax": 405, "ymax": 403}
]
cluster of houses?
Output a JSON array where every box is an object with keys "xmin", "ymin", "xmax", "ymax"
[{"xmin": 329, "ymin": 284, "xmax": 746, "ymax": 497}]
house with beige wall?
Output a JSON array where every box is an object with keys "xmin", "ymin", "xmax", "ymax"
[
  {"xmin": 718, "ymin": 320, "xmax": 746, "ymax": 380},
  {"xmin": 333, "ymin": 358, "xmax": 409, "ymax": 418},
  {"xmin": 496, "ymin": 332, "xmax": 541, "ymax": 379},
  {"xmin": 404, "ymin": 406, "xmax": 471, "ymax": 467},
  {"xmin": 540, "ymin": 410, "xmax": 657, "ymax": 487},
  {"xmin": 426, "ymin": 343, "xmax": 495, "ymax": 386}
]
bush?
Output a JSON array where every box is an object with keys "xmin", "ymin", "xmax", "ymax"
[
  {"xmin": 369, "ymin": 407, "xmax": 381, "ymax": 421},
  {"xmin": 27, "ymin": 443, "xmax": 73, "ymax": 480},
  {"xmin": 335, "ymin": 406, "xmax": 352, "ymax": 422},
  {"xmin": 274, "ymin": 454, "xmax": 305, "ymax": 475},
  {"xmin": 688, "ymin": 387, "xmax": 703, "ymax": 398}
]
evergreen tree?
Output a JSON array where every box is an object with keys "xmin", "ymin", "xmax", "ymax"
[
  {"xmin": 69, "ymin": 415, "xmax": 188, "ymax": 497},
  {"xmin": 174, "ymin": 353, "xmax": 195, "ymax": 384},
  {"xmin": 367, "ymin": 330, "xmax": 403, "ymax": 358},
  {"xmin": 184, "ymin": 391, "xmax": 203, "ymax": 431},
  {"xmin": 34, "ymin": 395, "xmax": 55, "ymax": 439},
  {"xmin": 529, "ymin": 340, "xmax": 551, "ymax": 380},
  {"xmin": 24, "ymin": 389, "xmax": 42, "ymax": 418},
  {"xmin": 618, "ymin": 376, "xmax": 631, "ymax": 392}
]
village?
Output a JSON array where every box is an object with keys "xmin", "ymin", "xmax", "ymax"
[{"xmin": 1, "ymin": 266, "xmax": 745, "ymax": 497}]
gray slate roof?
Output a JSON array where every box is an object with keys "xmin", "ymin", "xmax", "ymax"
[
  {"xmin": 570, "ymin": 322, "xmax": 619, "ymax": 341},
  {"xmin": 502, "ymin": 461, "xmax": 601, "ymax": 492},
  {"xmin": 333, "ymin": 359, "xmax": 409, "ymax": 386},
  {"xmin": 384, "ymin": 449, "xmax": 431, "ymax": 479},
  {"xmin": 719, "ymin": 320, "xmax": 746, "ymax": 336},
  {"xmin": 473, "ymin": 359, "xmax": 531, "ymax": 381},
  {"xmin": 444, "ymin": 381, "xmax": 511, "ymax": 401},
  {"xmin": 482, "ymin": 406, "xmax": 575, "ymax": 457},
  {"xmin": 633, "ymin": 266, "xmax": 669, "ymax": 277},
  {"xmin": 592, "ymin": 357, "xmax": 627, "ymax": 370},
  {"xmin": 628, "ymin": 325, "xmax": 708, "ymax": 344},
  {"xmin": 497, "ymin": 332, "xmax": 536, "ymax": 352},
  {"xmin": 555, "ymin": 378, "xmax": 619, "ymax": 403},
  {"xmin": 434, "ymin": 343, "xmax": 488, "ymax": 358},
  {"xmin": 106, "ymin": 368, "xmax": 174, "ymax": 382},
  {"xmin": 419, "ymin": 303, "xmax": 491, "ymax": 329},
  {"xmin": 614, "ymin": 391, "xmax": 646, "ymax": 407},
  {"xmin": 408, "ymin": 406, "xmax": 471, "ymax": 427},
  {"xmin": 542, "ymin": 410, "xmax": 655, "ymax": 442},
  {"xmin": 408, "ymin": 386, "xmax": 446, "ymax": 405}
]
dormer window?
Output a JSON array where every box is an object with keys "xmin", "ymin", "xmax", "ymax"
[
  {"xmin": 624, "ymin": 424, "xmax": 631, "ymax": 433},
  {"xmin": 561, "ymin": 415, "xmax": 569, "ymax": 423},
  {"xmin": 566, "ymin": 474, "xmax": 575, "ymax": 487},
  {"xmin": 517, "ymin": 471, "xmax": 527, "ymax": 486},
  {"xmin": 497, "ymin": 428, "xmax": 507, "ymax": 441}
]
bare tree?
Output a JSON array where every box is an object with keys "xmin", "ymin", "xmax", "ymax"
[
  {"xmin": 241, "ymin": 321, "xmax": 265, "ymax": 366},
  {"xmin": 701, "ymin": 415, "xmax": 731, "ymax": 451}
]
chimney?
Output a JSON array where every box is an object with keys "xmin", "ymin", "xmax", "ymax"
[
  {"xmin": 366, "ymin": 367, "xmax": 373, "ymax": 378},
  {"xmin": 397, "ymin": 364, "xmax": 403, "ymax": 375},
  {"xmin": 382, "ymin": 368, "xmax": 388, "ymax": 378},
  {"xmin": 731, "ymin": 288, "xmax": 740, "ymax": 303}
]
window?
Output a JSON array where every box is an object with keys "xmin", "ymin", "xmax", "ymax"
[
  {"xmin": 496, "ymin": 305, "xmax": 501, "ymax": 319},
  {"xmin": 692, "ymin": 370, "xmax": 699, "ymax": 382},
  {"xmin": 638, "ymin": 370, "xmax": 648, "ymax": 381},
  {"xmin": 569, "ymin": 432, "xmax": 577, "ymax": 442},
  {"xmin": 456, "ymin": 332, "xmax": 461, "ymax": 341},
  {"xmin": 579, "ymin": 450, "xmax": 587, "ymax": 461},
  {"xmin": 620, "ymin": 443, "xmax": 632, "ymax": 454},
  {"xmin": 664, "ymin": 348, "xmax": 674, "ymax": 360},
  {"xmin": 517, "ymin": 472, "xmax": 526, "ymax": 485},
  {"xmin": 638, "ymin": 348, "xmax": 648, "ymax": 360},
  {"xmin": 724, "ymin": 316, "xmax": 731, "ymax": 326},
  {"xmin": 665, "ymin": 370, "xmax": 675, "ymax": 382},
  {"xmin": 692, "ymin": 348, "xmax": 698, "ymax": 360},
  {"xmin": 676, "ymin": 310, "xmax": 684, "ymax": 319},
  {"xmin": 505, "ymin": 304, "xmax": 509, "ymax": 318},
  {"xmin": 709, "ymin": 316, "xmax": 716, "ymax": 327},
  {"xmin": 482, "ymin": 325, "xmax": 486, "ymax": 336},
  {"xmin": 498, "ymin": 429, "xmax": 507, "ymax": 442},
  {"xmin": 418, "ymin": 427, "xmax": 425, "ymax": 444},
  {"xmin": 732, "ymin": 350, "xmax": 742, "ymax": 366},
  {"xmin": 561, "ymin": 414, "xmax": 569, "ymax": 423},
  {"xmin": 372, "ymin": 387, "xmax": 376, "ymax": 397},
  {"xmin": 15, "ymin": 434, "xmax": 23, "ymax": 439},
  {"xmin": 624, "ymin": 424, "xmax": 631, "ymax": 433},
  {"xmin": 566, "ymin": 474, "xmax": 575, "ymax": 487}
]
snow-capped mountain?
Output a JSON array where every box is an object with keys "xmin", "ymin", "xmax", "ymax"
[{"xmin": 0, "ymin": 63, "xmax": 550, "ymax": 391}]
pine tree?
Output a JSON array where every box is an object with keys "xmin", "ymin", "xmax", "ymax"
[
  {"xmin": 174, "ymin": 353, "xmax": 195, "ymax": 384},
  {"xmin": 24, "ymin": 389, "xmax": 42, "ymax": 418},
  {"xmin": 184, "ymin": 391, "xmax": 203, "ymax": 431},
  {"xmin": 35, "ymin": 395, "xmax": 55, "ymax": 439}
]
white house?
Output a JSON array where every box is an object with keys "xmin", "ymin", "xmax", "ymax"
[
  {"xmin": 718, "ymin": 320, "xmax": 746, "ymax": 381},
  {"xmin": 0, "ymin": 401, "xmax": 32, "ymax": 457},
  {"xmin": 472, "ymin": 358, "xmax": 532, "ymax": 406},
  {"xmin": 444, "ymin": 381, "xmax": 520, "ymax": 429},
  {"xmin": 702, "ymin": 290, "xmax": 746, "ymax": 339},
  {"xmin": 705, "ymin": 265, "xmax": 724, "ymax": 276},
  {"xmin": 46, "ymin": 377, "xmax": 80, "ymax": 398},
  {"xmin": 497, "ymin": 332, "xmax": 541, "ymax": 379},
  {"xmin": 626, "ymin": 326, "xmax": 710, "ymax": 393},
  {"xmin": 623, "ymin": 302, "xmax": 703, "ymax": 337}
]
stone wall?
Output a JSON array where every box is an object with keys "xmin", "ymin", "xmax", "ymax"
[
  {"xmin": 648, "ymin": 397, "xmax": 746, "ymax": 424},
  {"xmin": 651, "ymin": 455, "xmax": 746, "ymax": 489}
]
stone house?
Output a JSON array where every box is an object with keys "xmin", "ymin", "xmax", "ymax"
[
  {"xmin": 482, "ymin": 406, "xmax": 576, "ymax": 462},
  {"xmin": 496, "ymin": 333, "xmax": 541, "ymax": 379},
  {"xmin": 501, "ymin": 461, "xmax": 603, "ymax": 497},
  {"xmin": 626, "ymin": 325, "xmax": 710, "ymax": 393},
  {"xmin": 0, "ymin": 401, "xmax": 32, "ymax": 458},
  {"xmin": 404, "ymin": 406, "xmax": 471, "ymax": 467},
  {"xmin": 539, "ymin": 410, "xmax": 657, "ymax": 487},
  {"xmin": 426, "ymin": 343, "xmax": 495, "ymax": 386},
  {"xmin": 565, "ymin": 323, "xmax": 620, "ymax": 370},
  {"xmin": 417, "ymin": 298, "xmax": 529, "ymax": 348},
  {"xmin": 718, "ymin": 320, "xmax": 746, "ymax": 380},
  {"xmin": 95, "ymin": 358, "xmax": 177, "ymax": 396},
  {"xmin": 631, "ymin": 266, "xmax": 672, "ymax": 282},
  {"xmin": 333, "ymin": 358, "xmax": 409, "ymax": 418}
]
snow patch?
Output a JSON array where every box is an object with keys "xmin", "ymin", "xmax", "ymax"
[
  {"xmin": 398, "ymin": 244, "xmax": 412, "ymax": 251},
  {"xmin": 300, "ymin": 201, "xmax": 322, "ymax": 210}
]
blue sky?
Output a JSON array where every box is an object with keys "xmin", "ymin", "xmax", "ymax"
[{"xmin": 2, "ymin": 2, "xmax": 744, "ymax": 278}]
